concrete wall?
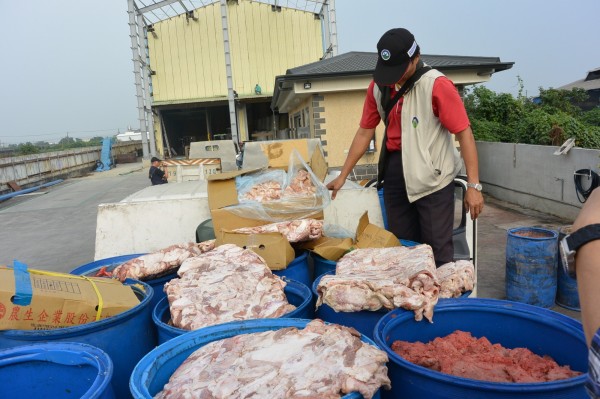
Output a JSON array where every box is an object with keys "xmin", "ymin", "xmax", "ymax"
[
  {"xmin": 0, "ymin": 142, "xmax": 142, "ymax": 194},
  {"xmin": 477, "ymin": 142, "xmax": 600, "ymax": 220}
]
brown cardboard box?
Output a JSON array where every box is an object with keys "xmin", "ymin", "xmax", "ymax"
[
  {"xmin": 0, "ymin": 267, "xmax": 140, "ymax": 331},
  {"xmin": 216, "ymin": 231, "xmax": 295, "ymax": 271},
  {"xmin": 300, "ymin": 212, "xmax": 400, "ymax": 261},
  {"xmin": 207, "ymin": 144, "xmax": 327, "ymax": 234}
]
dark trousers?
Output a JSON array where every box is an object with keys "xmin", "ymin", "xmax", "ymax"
[{"xmin": 383, "ymin": 151, "xmax": 454, "ymax": 266}]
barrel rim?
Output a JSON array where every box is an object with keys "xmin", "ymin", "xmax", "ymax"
[
  {"xmin": 152, "ymin": 278, "xmax": 312, "ymax": 336},
  {"xmin": 0, "ymin": 279, "xmax": 154, "ymax": 339},
  {"xmin": 131, "ymin": 318, "xmax": 377, "ymax": 399},
  {"xmin": 0, "ymin": 341, "xmax": 114, "ymax": 398},
  {"xmin": 507, "ymin": 226, "xmax": 559, "ymax": 240},
  {"xmin": 373, "ymin": 298, "xmax": 587, "ymax": 391}
]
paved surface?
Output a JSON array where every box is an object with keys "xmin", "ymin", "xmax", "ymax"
[
  {"xmin": 0, "ymin": 162, "xmax": 148, "ymax": 273},
  {"xmin": 0, "ymin": 162, "xmax": 581, "ymax": 321}
]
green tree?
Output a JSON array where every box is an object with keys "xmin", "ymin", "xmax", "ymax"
[{"xmin": 17, "ymin": 142, "xmax": 40, "ymax": 155}]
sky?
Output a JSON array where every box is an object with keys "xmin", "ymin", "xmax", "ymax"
[{"xmin": 1, "ymin": 0, "xmax": 599, "ymax": 145}]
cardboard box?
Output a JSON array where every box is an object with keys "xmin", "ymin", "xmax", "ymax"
[
  {"xmin": 215, "ymin": 231, "xmax": 295, "ymax": 270},
  {"xmin": 161, "ymin": 158, "xmax": 221, "ymax": 182},
  {"xmin": 207, "ymin": 143, "xmax": 327, "ymax": 234},
  {"xmin": 0, "ymin": 266, "xmax": 140, "ymax": 331},
  {"xmin": 300, "ymin": 212, "xmax": 400, "ymax": 261}
]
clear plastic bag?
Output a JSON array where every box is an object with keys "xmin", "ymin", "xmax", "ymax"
[
  {"xmin": 227, "ymin": 149, "xmax": 331, "ymax": 222},
  {"xmin": 323, "ymin": 223, "xmax": 355, "ymax": 240}
]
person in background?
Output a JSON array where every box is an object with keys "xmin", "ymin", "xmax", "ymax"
[
  {"xmin": 149, "ymin": 156, "xmax": 168, "ymax": 185},
  {"xmin": 563, "ymin": 187, "xmax": 600, "ymax": 397},
  {"xmin": 326, "ymin": 27, "xmax": 484, "ymax": 266}
]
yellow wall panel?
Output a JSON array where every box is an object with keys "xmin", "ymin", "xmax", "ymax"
[
  {"xmin": 149, "ymin": 1, "xmax": 323, "ymax": 103},
  {"xmin": 322, "ymin": 91, "xmax": 383, "ymax": 168}
]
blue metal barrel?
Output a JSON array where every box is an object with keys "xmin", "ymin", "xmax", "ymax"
[
  {"xmin": 0, "ymin": 342, "xmax": 115, "ymax": 399},
  {"xmin": 506, "ymin": 227, "xmax": 558, "ymax": 308},
  {"xmin": 374, "ymin": 298, "xmax": 587, "ymax": 399},
  {"xmin": 0, "ymin": 280, "xmax": 155, "ymax": 399},
  {"xmin": 153, "ymin": 278, "xmax": 313, "ymax": 344},
  {"xmin": 130, "ymin": 318, "xmax": 382, "ymax": 398},
  {"xmin": 273, "ymin": 250, "xmax": 312, "ymax": 287},
  {"xmin": 556, "ymin": 226, "xmax": 580, "ymax": 310},
  {"xmin": 70, "ymin": 253, "xmax": 172, "ymax": 310}
]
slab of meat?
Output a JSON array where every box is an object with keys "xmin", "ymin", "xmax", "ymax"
[
  {"xmin": 316, "ymin": 245, "xmax": 440, "ymax": 322},
  {"xmin": 99, "ymin": 240, "xmax": 215, "ymax": 282},
  {"xmin": 165, "ymin": 244, "xmax": 295, "ymax": 330},
  {"xmin": 437, "ymin": 260, "xmax": 476, "ymax": 298},
  {"xmin": 233, "ymin": 219, "xmax": 323, "ymax": 242},
  {"xmin": 392, "ymin": 330, "xmax": 582, "ymax": 383},
  {"xmin": 155, "ymin": 319, "xmax": 390, "ymax": 399},
  {"xmin": 283, "ymin": 169, "xmax": 316, "ymax": 197},
  {"xmin": 241, "ymin": 180, "xmax": 282, "ymax": 202}
]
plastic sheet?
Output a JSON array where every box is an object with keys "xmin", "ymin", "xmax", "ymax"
[{"xmin": 228, "ymin": 150, "xmax": 330, "ymax": 222}]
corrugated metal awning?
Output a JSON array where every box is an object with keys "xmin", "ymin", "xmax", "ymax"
[{"xmin": 134, "ymin": 0, "xmax": 328, "ymax": 24}]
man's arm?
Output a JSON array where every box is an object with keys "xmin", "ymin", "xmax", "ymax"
[
  {"xmin": 326, "ymin": 126, "xmax": 375, "ymax": 199},
  {"xmin": 572, "ymin": 188, "xmax": 600, "ymax": 346},
  {"xmin": 455, "ymin": 126, "xmax": 484, "ymax": 220}
]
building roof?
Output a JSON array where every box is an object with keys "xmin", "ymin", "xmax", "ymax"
[
  {"xmin": 559, "ymin": 67, "xmax": 600, "ymax": 91},
  {"xmin": 273, "ymin": 51, "xmax": 514, "ymax": 112},
  {"xmin": 285, "ymin": 51, "xmax": 514, "ymax": 78}
]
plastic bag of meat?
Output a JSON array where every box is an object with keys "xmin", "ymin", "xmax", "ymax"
[
  {"xmin": 165, "ymin": 244, "xmax": 295, "ymax": 330},
  {"xmin": 316, "ymin": 244, "xmax": 440, "ymax": 322},
  {"xmin": 155, "ymin": 319, "xmax": 391, "ymax": 399},
  {"xmin": 96, "ymin": 240, "xmax": 215, "ymax": 282},
  {"xmin": 232, "ymin": 219, "xmax": 323, "ymax": 242},
  {"xmin": 227, "ymin": 150, "xmax": 330, "ymax": 222},
  {"xmin": 437, "ymin": 260, "xmax": 476, "ymax": 298},
  {"xmin": 236, "ymin": 168, "xmax": 286, "ymax": 202}
]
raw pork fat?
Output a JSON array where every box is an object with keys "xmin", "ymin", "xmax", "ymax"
[
  {"xmin": 233, "ymin": 219, "xmax": 323, "ymax": 242},
  {"xmin": 317, "ymin": 245, "xmax": 440, "ymax": 321},
  {"xmin": 165, "ymin": 244, "xmax": 295, "ymax": 330},
  {"xmin": 156, "ymin": 319, "xmax": 390, "ymax": 399},
  {"xmin": 109, "ymin": 240, "xmax": 215, "ymax": 282}
]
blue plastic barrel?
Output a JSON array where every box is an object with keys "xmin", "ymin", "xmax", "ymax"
[
  {"xmin": 0, "ymin": 342, "xmax": 115, "ymax": 399},
  {"xmin": 374, "ymin": 298, "xmax": 587, "ymax": 399},
  {"xmin": 273, "ymin": 251, "xmax": 312, "ymax": 287},
  {"xmin": 131, "ymin": 318, "xmax": 382, "ymax": 398},
  {"xmin": 378, "ymin": 187, "xmax": 388, "ymax": 229},
  {"xmin": 70, "ymin": 253, "xmax": 171, "ymax": 310},
  {"xmin": 506, "ymin": 227, "xmax": 558, "ymax": 308},
  {"xmin": 556, "ymin": 226, "xmax": 580, "ymax": 311},
  {"xmin": 0, "ymin": 279, "xmax": 155, "ymax": 399},
  {"xmin": 153, "ymin": 278, "xmax": 313, "ymax": 344}
]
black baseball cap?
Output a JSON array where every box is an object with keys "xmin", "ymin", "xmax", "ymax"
[
  {"xmin": 374, "ymin": 28, "xmax": 420, "ymax": 86},
  {"xmin": 151, "ymin": 156, "xmax": 161, "ymax": 163}
]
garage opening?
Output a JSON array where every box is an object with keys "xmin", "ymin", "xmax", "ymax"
[{"xmin": 159, "ymin": 104, "xmax": 230, "ymax": 157}]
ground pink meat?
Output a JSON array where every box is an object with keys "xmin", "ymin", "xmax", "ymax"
[{"xmin": 391, "ymin": 330, "xmax": 581, "ymax": 383}]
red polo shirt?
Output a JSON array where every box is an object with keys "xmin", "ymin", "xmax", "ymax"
[{"xmin": 360, "ymin": 76, "xmax": 470, "ymax": 151}]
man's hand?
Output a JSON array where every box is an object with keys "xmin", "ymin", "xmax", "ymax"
[
  {"xmin": 464, "ymin": 188, "xmax": 484, "ymax": 220},
  {"xmin": 326, "ymin": 176, "xmax": 346, "ymax": 200}
]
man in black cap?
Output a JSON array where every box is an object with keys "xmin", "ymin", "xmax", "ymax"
[
  {"xmin": 149, "ymin": 156, "xmax": 168, "ymax": 185},
  {"xmin": 327, "ymin": 28, "xmax": 484, "ymax": 266}
]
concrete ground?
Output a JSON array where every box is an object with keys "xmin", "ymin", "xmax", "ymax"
[{"xmin": 0, "ymin": 161, "xmax": 581, "ymax": 321}]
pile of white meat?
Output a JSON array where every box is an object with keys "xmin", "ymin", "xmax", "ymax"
[
  {"xmin": 164, "ymin": 244, "xmax": 295, "ymax": 330},
  {"xmin": 233, "ymin": 218, "xmax": 323, "ymax": 242},
  {"xmin": 316, "ymin": 244, "xmax": 475, "ymax": 322},
  {"xmin": 156, "ymin": 319, "xmax": 390, "ymax": 399},
  {"xmin": 96, "ymin": 240, "xmax": 215, "ymax": 281}
]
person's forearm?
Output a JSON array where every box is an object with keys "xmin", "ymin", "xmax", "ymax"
[
  {"xmin": 337, "ymin": 127, "xmax": 376, "ymax": 180},
  {"xmin": 455, "ymin": 127, "xmax": 480, "ymax": 183},
  {"xmin": 577, "ymin": 240, "xmax": 600, "ymax": 346}
]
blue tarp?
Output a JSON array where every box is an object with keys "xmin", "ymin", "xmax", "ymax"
[{"xmin": 96, "ymin": 138, "xmax": 113, "ymax": 172}]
